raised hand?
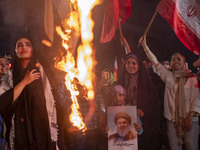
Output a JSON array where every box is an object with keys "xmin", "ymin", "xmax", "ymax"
[
  {"xmin": 134, "ymin": 122, "xmax": 141, "ymax": 132},
  {"xmin": 137, "ymin": 109, "xmax": 144, "ymax": 117},
  {"xmin": 139, "ymin": 34, "xmax": 147, "ymax": 46}
]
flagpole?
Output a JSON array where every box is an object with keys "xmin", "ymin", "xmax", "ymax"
[
  {"xmin": 118, "ymin": 19, "xmax": 131, "ymax": 54},
  {"xmin": 137, "ymin": 10, "xmax": 157, "ymax": 48}
]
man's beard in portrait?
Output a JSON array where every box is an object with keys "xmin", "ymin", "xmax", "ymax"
[{"xmin": 117, "ymin": 127, "xmax": 130, "ymax": 137}]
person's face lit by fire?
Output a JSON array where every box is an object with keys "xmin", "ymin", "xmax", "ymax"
[
  {"xmin": 0, "ymin": 58, "xmax": 10, "ymax": 76},
  {"xmin": 113, "ymin": 93, "xmax": 125, "ymax": 106},
  {"xmin": 116, "ymin": 118, "xmax": 130, "ymax": 136},
  {"xmin": 126, "ymin": 57, "xmax": 138, "ymax": 74},
  {"xmin": 171, "ymin": 53, "xmax": 186, "ymax": 71},
  {"xmin": 15, "ymin": 38, "xmax": 33, "ymax": 60}
]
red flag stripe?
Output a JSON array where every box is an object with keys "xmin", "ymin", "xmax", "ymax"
[
  {"xmin": 156, "ymin": 0, "xmax": 200, "ymax": 55},
  {"xmin": 100, "ymin": 0, "xmax": 131, "ymax": 43},
  {"xmin": 100, "ymin": 0, "xmax": 119, "ymax": 43},
  {"xmin": 118, "ymin": 0, "xmax": 132, "ymax": 24}
]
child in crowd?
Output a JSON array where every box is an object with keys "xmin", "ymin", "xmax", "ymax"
[{"xmin": 111, "ymin": 85, "xmax": 143, "ymax": 135}]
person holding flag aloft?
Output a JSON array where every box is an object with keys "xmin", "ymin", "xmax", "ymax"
[{"xmin": 140, "ymin": 35, "xmax": 200, "ymax": 150}]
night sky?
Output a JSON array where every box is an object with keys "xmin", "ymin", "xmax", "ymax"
[
  {"xmin": 0, "ymin": 0, "xmax": 199, "ymax": 76},
  {"xmin": 94, "ymin": 0, "xmax": 199, "ymax": 76}
]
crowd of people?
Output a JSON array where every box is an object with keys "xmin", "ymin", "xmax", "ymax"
[{"xmin": 0, "ymin": 35, "xmax": 199, "ymax": 150}]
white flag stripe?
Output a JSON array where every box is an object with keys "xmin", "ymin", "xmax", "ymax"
[
  {"xmin": 157, "ymin": 0, "xmax": 200, "ymax": 54},
  {"xmin": 175, "ymin": 0, "xmax": 200, "ymax": 39}
]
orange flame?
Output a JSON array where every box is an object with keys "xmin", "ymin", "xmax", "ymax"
[
  {"xmin": 77, "ymin": 0, "xmax": 99, "ymax": 100},
  {"xmin": 55, "ymin": 0, "xmax": 100, "ymax": 130}
]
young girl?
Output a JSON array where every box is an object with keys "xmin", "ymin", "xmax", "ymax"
[{"xmin": 111, "ymin": 85, "xmax": 143, "ymax": 135}]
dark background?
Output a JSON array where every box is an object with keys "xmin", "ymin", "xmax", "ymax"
[
  {"xmin": 93, "ymin": 0, "xmax": 199, "ymax": 76},
  {"xmin": 0, "ymin": 0, "xmax": 199, "ymax": 77}
]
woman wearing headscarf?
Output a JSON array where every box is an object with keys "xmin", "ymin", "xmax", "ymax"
[
  {"xmin": 140, "ymin": 35, "xmax": 200, "ymax": 150},
  {"xmin": 0, "ymin": 37, "xmax": 68, "ymax": 150},
  {"xmin": 117, "ymin": 51, "xmax": 161, "ymax": 150}
]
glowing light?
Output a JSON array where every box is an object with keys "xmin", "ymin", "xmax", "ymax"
[
  {"xmin": 55, "ymin": 0, "xmax": 100, "ymax": 130},
  {"xmin": 42, "ymin": 39, "xmax": 52, "ymax": 47}
]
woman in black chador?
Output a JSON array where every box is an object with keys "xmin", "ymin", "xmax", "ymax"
[
  {"xmin": 117, "ymin": 52, "xmax": 161, "ymax": 150},
  {"xmin": 0, "ymin": 37, "xmax": 68, "ymax": 150}
]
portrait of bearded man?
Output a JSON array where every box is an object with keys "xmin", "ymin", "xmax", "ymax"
[{"xmin": 108, "ymin": 112, "xmax": 136, "ymax": 142}]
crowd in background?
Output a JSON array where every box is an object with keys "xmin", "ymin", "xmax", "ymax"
[{"xmin": 0, "ymin": 35, "xmax": 199, "ymax": 150}]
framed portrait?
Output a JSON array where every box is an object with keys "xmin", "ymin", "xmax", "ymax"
[{"xmin": 107, "ymin": 106, "xmax": 138, "ymax": 150}]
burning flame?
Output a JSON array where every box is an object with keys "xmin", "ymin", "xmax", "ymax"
[{"xmin": 55, "ymin": 0, "xmax": 99, "ymax": 130}]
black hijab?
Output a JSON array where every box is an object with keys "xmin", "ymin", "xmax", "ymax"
[
  {"xmin": 117, "ymin": 52, "xmax": 160, "ymax": 131},
  {"xmin": 13, "ymin": 52, "xmax": 53, "ymax": 149}
]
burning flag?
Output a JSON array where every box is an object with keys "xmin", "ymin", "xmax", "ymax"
[
  {"xmin": 44, "ymin": 0, "xmax": 70, "ymax": 43},
  {"xmin": 44, "ymin": 0, "xmax": 54, "ymax": 42},
  {"xmin": 52, "ymin": 0, "xmax": 69, "ymax": 21},
  {"xmin": 55, "ymin": 0, "xmax": 99, "ymax": 131},
  {"xmin": 156, "ymin": 0, "xmax": 200, "ymax": 55},
  {"xmin": 100, "ymin": 0, "xmax": 131, "ymax": 43}
]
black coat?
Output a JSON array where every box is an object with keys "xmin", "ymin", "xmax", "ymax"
[
  {"xmin": 117, "ymin": 52, "xmax": 161, "ymax": 150},
  {"xmin": 0, "ymin": 59, "xmax": 68, "ymax": 150}
]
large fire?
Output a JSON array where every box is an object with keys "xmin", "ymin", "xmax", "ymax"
[{"xmin": 55, "ymin": 0, "xmax": 99, "ymax": 130}]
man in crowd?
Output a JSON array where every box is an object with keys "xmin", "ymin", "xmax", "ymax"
[
  {"xmin": 161, "ymin": 60, "xmax": 171, "ymax": 70},
  {"xmin": 108, "ymin": 112, "xmax": 136, "ymax": 142}
]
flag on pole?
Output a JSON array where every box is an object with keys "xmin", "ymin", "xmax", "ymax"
[
  {"xmin": 100, "ymin": 0, "xmax": 131, "ymax": 43},
  {"xmin": 44, "ymin": 0, "xmax": 54, "ymax": 42},
  {"xmin": 113, "ymin": 57, "xmax": 118, "ymax": 82},
  {"xmin": 44, "ymin": 0, "xmax": 69, "ymax": 42},
  {"xmin": 52, "ymin": 0, "xmax": 69, "ymax": 21},
  {"xmin": 156, "ymin": 0, "xmax": 200, "ymax": 55}
]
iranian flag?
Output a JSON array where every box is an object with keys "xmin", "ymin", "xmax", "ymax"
[
  {"xmin": 156, "ymin": 0, "xmax": 200, "ymax": 55},
  {"xmin": 44, "ymin": 0, "xmax": 69, "ymax": 42},
  {"xmin": 113, "ymin": 57, "xmax": 118, "ymax": 81},
  {"xmin": 100, "ymin": 0, "xmax": 131, "ymax": 43}
]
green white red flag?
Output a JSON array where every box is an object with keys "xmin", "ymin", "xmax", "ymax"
[
  {"xmin": 113, "ymin": 57, "xmax": 118, "ymax": 81},
  {"xmin": 156, "ymin": 0, "xmax": 200, "ymax": 55}
]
